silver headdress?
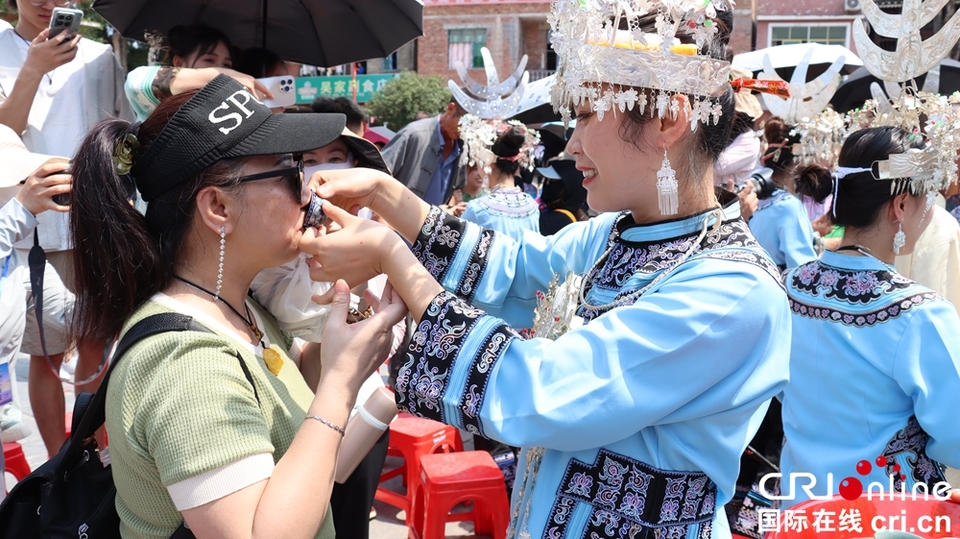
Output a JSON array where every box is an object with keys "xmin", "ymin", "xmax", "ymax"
[
  {"xmin": 458, "ymin": 115, "xmax": 542, "ymax": 184},
  {"xmin": 449, "ymin": 48, "xmax": 529, "ymax": 120},
  {"xmin": 843, "ymin": 0, "xmax": 960, "ymax": 197},
  {"xmin": 759, "ymin": 49, "xmax": 845, "ymax": 125},
  {"xmin": 548, "ymin": 0, "xmax": 733, "ymax": 128}
]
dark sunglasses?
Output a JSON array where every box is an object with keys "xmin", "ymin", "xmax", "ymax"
[{"xmin": 237, "ymin": 156, "xmax": 304, "ymax": 203}]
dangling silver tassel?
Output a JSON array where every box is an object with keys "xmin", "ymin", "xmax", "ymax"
[
  {"xmin": 657, "ymin": 147, "xmax": 679, "ymax": 215},
  {"xmin": 893, "ymin": 221, "xmax": 906, "ymax": 255}
]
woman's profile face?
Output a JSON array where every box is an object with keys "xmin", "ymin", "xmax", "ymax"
[
  {"xmin": 566, "ymin": 98, "xmax": 658, "ymax": 216},
  {"xmin": 176, "ymin": 41, "xmax": 232, "ymax": 69},
  {"xmin": 231, "ymin": 154, "xmax": 308, "ymax": 266}
]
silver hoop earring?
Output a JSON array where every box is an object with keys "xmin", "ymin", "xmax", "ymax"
[
  {"xmin": 893, "ymin": 222, "xmax": 906, "ymax": 256},
  {"xmin": 216, "ymin": 226, "xmax": 225, "ymax": 300},
  {"xmin": 657, "ymin": 147, "xmax": 679, "ymax": 216}
]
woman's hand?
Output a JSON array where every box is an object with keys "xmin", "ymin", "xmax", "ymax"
[
  {"xmin": 22, "ymin": 29, "xmax": 80, "ymax": 79},
  {"xmin": 15, "ymin": 162, "xmax": 71, "ymax": 216},
  {"xmin": 309, "ymin": 167, "xmax": 394, "ymax": 215},
  {"xmin": 317, "ymin": 279, "xmax": 407, "ymax": 396},
  {"xmin": 812, "ymin": 213, "xmax": 834, "ymax": 236},
  {"xmin": 300, "ymin": 202, "xmax": 403, "ymax": 290}
]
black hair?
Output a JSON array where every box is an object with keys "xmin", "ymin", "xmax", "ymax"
[
  {"xmin": 167, "ymin": 24, "xmax": 233, "ymax": 66},
  {"xmin": 311, "ymin": 96, "xmax": 369, "ymax": 133},
  {"xmin": 70, "ymin": 90, "xmax": 247, "ymax": 342},
  {"xmin": 233, "ymin": 47, "xmax": 286, "ymax": 78},
  {"xmin": 491, "ymin": 125, "xmax": 527, "ymax": 176},
  {"xmin": 449, "ymin": 94, "xmax": 467, "ymax": 116},
  {"xmin": 794, "ymin": 126, "xmax": 924, "ymax": 228},
  {"xmin": 617, "ymin": 12, "xmax": 735, "ymax": 176},
  {"xmin": 728, "ymin": 112, "xmax": 755, "ymax": 142}
]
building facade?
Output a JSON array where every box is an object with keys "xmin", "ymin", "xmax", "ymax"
[{"xmin": 417, "ymin": 0, "xmax": 554, "ymax": 82}]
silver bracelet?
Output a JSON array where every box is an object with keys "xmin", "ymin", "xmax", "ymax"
[{"xmin": 304, "ymin": 414, "xmax": 345, "ymax": 436}]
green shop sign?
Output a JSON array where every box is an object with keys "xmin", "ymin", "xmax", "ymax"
[{"xmin": 295, "ymin": 74, "xmax": 399, "ymax": 104}]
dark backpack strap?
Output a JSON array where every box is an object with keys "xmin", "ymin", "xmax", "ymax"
[
  {"xmin": 63, "ymin": 313, "xmax": 210, "ymax": 465},
  {"xmin": 233, "ymin": 351, "xmax": 261, "ymax": 407}
]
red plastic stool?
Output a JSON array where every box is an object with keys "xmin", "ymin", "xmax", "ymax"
[
  {"xmin": 375, "ymin": 414, "xmax": 462, "ymax": 523},
  {"xmin": 410, "ymin": 451, "xmax": 510, "ymax": 539},
  {"xmin": 3, "ymin": 442, "xmax": 32, "ymax": 489}
]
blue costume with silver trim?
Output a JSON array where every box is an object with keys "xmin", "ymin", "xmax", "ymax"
[
  {"xmin": 780, "ymin": 250, "xmax": 960, "ymax": 508},
  {"xmin": 397, "ymin": 196, "xmax": 791, "ymax": 539}
]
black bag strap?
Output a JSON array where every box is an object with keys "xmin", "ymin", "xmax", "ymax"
[
  {"xmin": 28, "ymin": 232, "xmax": 109, "ymax": 385},
  {"xmin": 61, "ymin": 312, "xmax": 208, "ymax": 466}
]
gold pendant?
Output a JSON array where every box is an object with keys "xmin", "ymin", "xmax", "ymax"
[{"xmin": 262, "ymin": 345, "xmax": 283, "ymax": 375}]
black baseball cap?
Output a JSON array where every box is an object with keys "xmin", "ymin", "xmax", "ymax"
[{"xmin": 132, "ymin": 75, "xmax": 346, "ymax": 201}]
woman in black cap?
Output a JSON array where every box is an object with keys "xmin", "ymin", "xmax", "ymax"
[{"xmin": 68, "ymin": 75, "xmax": 405, "ymax": 539}]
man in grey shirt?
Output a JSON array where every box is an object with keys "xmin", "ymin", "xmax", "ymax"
[{"xmin": 380, "ymin": 98, "xmax": 466, "ymax": 206}]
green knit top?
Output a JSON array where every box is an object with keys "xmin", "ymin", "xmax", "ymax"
[{"xmin": 106, "ymin": 295, "xmax": 335, "ymax": 539}]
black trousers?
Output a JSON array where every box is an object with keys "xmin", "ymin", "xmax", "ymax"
[{"xmin": 330, "ymin": 428, "xmax": 390, "ymax": 539}]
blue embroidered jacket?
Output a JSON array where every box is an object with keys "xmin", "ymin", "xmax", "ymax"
[
  {"xmin": 780, "ymin": 250, "xmax": 960, "ymax": 508},
  {"xmin": 398, "ymin": 204, "xmax": 791, "ymax": 539},
  {"xmin": 748, "ymin": 188, "xmax": 818, "ymax": 271},
  {"xmin": 461, "ymin": 188, "xmax": 541, "ymax": 241}
]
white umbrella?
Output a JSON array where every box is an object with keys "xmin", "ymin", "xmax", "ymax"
[{"xmin": 733, "ymin": 43, "xmax": 862, "ymax": 80}]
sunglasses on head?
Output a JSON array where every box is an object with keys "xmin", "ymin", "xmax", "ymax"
[{"xmin": 237, "ymin": 155, "xmax": 304, "ymax": 203}]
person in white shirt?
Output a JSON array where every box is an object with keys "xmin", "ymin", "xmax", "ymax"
[{"xmin": 0, "ymin": 0, "xmax": 133, "ymax": 456}]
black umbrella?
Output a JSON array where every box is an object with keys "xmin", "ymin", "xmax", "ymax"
[
  {"xmin": 830, "ymin": 60, "xmax": 960, "ymax": 113},
  {"xmin": 92, "ymin": 0, "xmax": 423, "ymax": 68}
]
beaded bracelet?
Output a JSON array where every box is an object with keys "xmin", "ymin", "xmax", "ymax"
[{"xmin": 304, "ymin": 414, "xmax": 345, "ymax": 436}]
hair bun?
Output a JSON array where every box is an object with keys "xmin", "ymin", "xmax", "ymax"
[{"xmin": 794, "ymin": 164, "xmax": 834, "ymax": 203}]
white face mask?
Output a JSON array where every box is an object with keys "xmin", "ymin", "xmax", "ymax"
[{"xmin": 304, "ymin": 152, "xmax": 356, "ymax": 179}]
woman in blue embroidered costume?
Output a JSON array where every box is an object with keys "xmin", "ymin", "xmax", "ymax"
[
  {"xmin": 780, "ymin": 126, "xmax": 960, "ymax": 507},
  {"xmin": 301, "ymin": 2, "xmax": 791, "ymax": 537},
  {"xmin": 748, "ymin": 118, "xmax": 818, "ymax": 271},
  {"xmin": 457, "ymin": 118, "xmax": 542, "ymax": 240}
]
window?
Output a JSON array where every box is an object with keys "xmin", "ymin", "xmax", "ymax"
[
  {"xmin": 448, "ymin": 28, "xmax": 487, "ymax": 69},
  {"xmin": 382, "ymin": 51, "xmax": 399, "ymax": 72},
  {"xmin": 771, "ymin": 25, "xmax": 848, "ymax": 46}
]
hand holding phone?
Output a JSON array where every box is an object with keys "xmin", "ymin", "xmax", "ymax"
[
  {"xmin": 257, "ymin": 75, "xmax": 297, "ymax": 109},
  {"xmin": 48, "ymin": 7, "xmax": 83, "ymax": 40}
]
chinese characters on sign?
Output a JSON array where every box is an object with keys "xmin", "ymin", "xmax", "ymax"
[{"xmin": 294, "ymin": 74, "xmax": 399, "ymax": 104}]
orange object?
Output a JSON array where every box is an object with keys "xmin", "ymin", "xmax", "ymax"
[
  {"xmin": 768, "ymin": 493, "xmax": 960, "ymax": 539},
  {"xmin": 374, "ymin": 414, "xmax": 462, "ymax": 523},
  {"xmin": 731, "ymin": 78, "xmax": 792, "ymax": 98},
  {"xmin": 3, "ymin": 442, "xmax": 32, "ymax": 488},
  {"xmin": 409, "ymin": 451, "xmax": 510, "ymax": 539}
]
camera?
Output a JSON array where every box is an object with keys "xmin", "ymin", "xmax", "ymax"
[{"xmin": 737, "ymin": 167, "xmax": 777, "ymax": 200}]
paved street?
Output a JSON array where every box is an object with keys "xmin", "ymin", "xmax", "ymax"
[{"xmin": 4, "ymin": 354, "xmax": 486, "ymax": 539}]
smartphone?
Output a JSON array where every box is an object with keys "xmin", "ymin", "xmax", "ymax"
[
  {"xmin": 48, "ymin": 7, "xmax": 83, "ymax": 40},
  {"xmin": 257, "ymin": 75, "xmax": 297, "ymax": 108},
  {"xmin": 44, "ymin": 157, "xmax": 71, "ymax": 206}
]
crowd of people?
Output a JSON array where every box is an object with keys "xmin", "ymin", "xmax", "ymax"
[{"xmin": 1, "ymin": 0, "xmax": 960, "ymax": 538}]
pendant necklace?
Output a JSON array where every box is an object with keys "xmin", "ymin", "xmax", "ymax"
[{"xmin": 173, "ymin": 275, "xmax": 284, "ymax": 375}]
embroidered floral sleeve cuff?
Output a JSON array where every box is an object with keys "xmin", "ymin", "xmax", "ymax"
[
  {"xmin": 411, "ymin": 206, "xmax": 497, "ymax": 302},
  {"xmin": 396, "ymin": 289, "xmax": 520, "ymax": 437}
]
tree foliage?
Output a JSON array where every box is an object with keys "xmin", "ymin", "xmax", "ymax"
[{"xmin": 366, "ymin": 71, "xmax": 451, "ymax": 131}]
